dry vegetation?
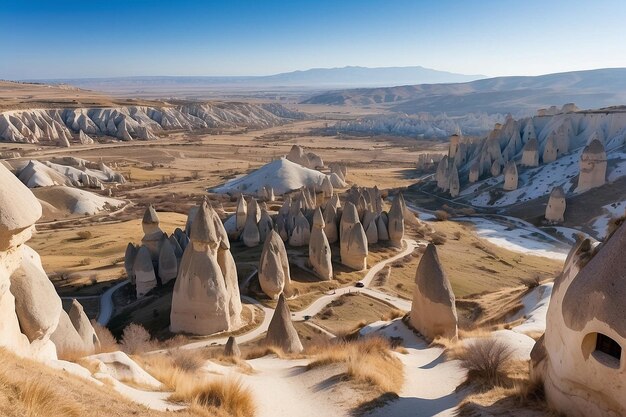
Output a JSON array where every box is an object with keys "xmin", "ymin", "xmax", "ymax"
[
  {"xmin": 306, "ymin": 337, "xmax": 404, "ymax": 394},
  {"xmin": 169, "ymin": 378, "xmax": 255, "ymax": 417}
]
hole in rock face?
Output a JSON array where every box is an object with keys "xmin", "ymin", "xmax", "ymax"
[{"xmin": 586, "ymin": 333, "xmax": 622, "ymax": 369}]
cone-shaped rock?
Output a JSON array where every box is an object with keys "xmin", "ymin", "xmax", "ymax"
[
  {"xmin": 50, "ymin": 309, "xmax": 86, "ymax": 356},
  {"xmin": 323, "ymin": 204, "xmax": 338, "ymax": 244},
  {"xmin": 258, "ymin": 208, "xmax": 273, "ymax": 243},
  {"xmin": 289, "ymin": 211, "xmax": 311, "ymax": 247},
  {"xmin": 264, "ymin": 294, "xmax": 303, "ymax": 353},
  {"xmin": 309, "ymin": 208, "xmax": 333, "ymax": 280},
  {"xmin": 158, "ymin": 240, "xmax": 178, "ymax": 284},
  {"xmin": 235, "ymin": 195, "xmax": 247, "ymax": 232},
  {"xmin": 409, "ymin": 244, "xmax": 457, "ymax": 341},
  {"xmin": 141, "ymin": 205, "xmax": 164, "ymax": 262},
  {"xmin": 242, "ymin": 198, "xmax": 261, "ymax": 247},
  {"xmin": 68, "ymin": 299, "xmax": 100, "ymax": 353},
  {"xmin": 340, "ymin": 202, "xmax": 359, "ymax": 240},
  {"xmin": 170, "ymin": 202, "xmax": 231, "ymax": 335},
  {"xmin": 224, "ymin": 336, "xmax": 241, "ymax": 357},
  {"xmin": 577, "ymin": 139, "xmax": 607, "ymax": 192},
  {"xmin": 365, "ymin": 218, "xmax": 379, "ymax": 245},
  {"xmin": 388, "ymin": 194, "xmax": 405, "ymax": 248},
  {"xmin": 259, "ymin": 230, "xmax": 291, "ymax": 299},
  {"xmin": 545, "ymin": 186, "xmax": 566, "ymax": 223},
  {"xmin": 376, "ymin": 215, "xmax": 389, "ymax": 241},
  {"xmin": 134, "ymin": 246, "xmax": 157, "ymax": 297},
  {"xmin": 124, "ymin": 243, "xmax": 138, "ymax": 284},
  {"xmin": 341, "ymin": 222, "xmax": 368, "ymax": 271},
  {"xmin": 503, "ymin": 161, "xmax": 518, "ymax": 191}
]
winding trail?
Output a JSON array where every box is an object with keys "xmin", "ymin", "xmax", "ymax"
[{"xmin": 97, "ymin": 279, "xmax": 130, "ymax": 325}]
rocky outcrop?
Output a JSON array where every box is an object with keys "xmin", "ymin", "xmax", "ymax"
[
  {"xmin": 0, "ymin": 103, "xmax": 300, "ymax": 144},
  {"xmin": 170, "ymin": 202, "xmax": 241, "ymax": 335},
  {"xmin": 158, "ymin": 240, "xmax": 178, "ymax": 285},
  {"xmin": 79, "ymin": 130, "xmax": 94, "ymax": 145},
  {"xmin": 259, "ymin": 230, "xmax": 291, "ymax": 299},
  {"xmin": 545, "ymin": 187, "xmax": 566, "ymax": 223},
  {"xmin": 224, "ymin": 336, "xmax": 241, "ymax": 357},
  {"xmin": 242, "ymin": 198, "xmax": 261, "ymax": 247},
  {"xmin": 340, "ymin": 221, "xmax": 368, "ymax": 271},
  {"xmin": 0, "ymin": 162, "xmax": 70, "ymax": 360},
  {"xmin": 235, "ymin": 195, "xmax": 247, "ymax": 232},
  {"xmin": 521, "ymin": 138, "xmax": 539, "ymax": 167},
  {"xmin": 133, "ymin": 246, "xmax": 157, "ymax": 297},
  {"xmin": 531, "ymin": 224, "xmax": 626, "ymax": 417},
  {"xmin": 388, "ymin": 194, "xmax": 405, "ymax": 248},
  {"xmin": 50, "ymin": 309, "xmax": 87, "ymax": 357},
  {"xmin": 124, "ymin": 243, "xmax": 137, "ymax": 284},
  {"xmin": 264, "ymin": 294, "xmax": 303, "ymax": 353},
  {"xmin": 503, "ymin": 161, "xmax": 518, "ymax": 191},
  {"xmin": 140, "ymin": 205, "xmax": 164, "ymax": 263},
  {"xmin": 309, "ymin": 208, "xmax": 333, "ymax": 281},
  {"xmin": 448, "ymin": 166, "xmax": 460, "ymax": 197},
  {"xmin": 288, "ymin": 212, "xmax": 311, "ymax": 247},
  {"xmin": 577, "ymin": 139, "xmax": 607, "ymax": 192},
  {"xmin": 68, "ymin": 299, "xmax": 100, "ymax": 353},
  {"xmin": 409, "ymin": 244, "xmax": 458, "ymax": 341}
]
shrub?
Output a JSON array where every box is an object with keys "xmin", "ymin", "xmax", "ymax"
[
  {"xmin": 434, "ymin": 210, "xmax": 449, "ymax": 221},
  {"xmin": 120, "ymin": 323, "xmax": 153, "ymax": 354},
  {"xmin": 76, "ymin": 231, "xmax": 92, "ymax": 240},
  {"xmin": 519, "ymin": 274, "xmax": 542, "ymax": 290},
  {"xmin": 455, "ymin": 338, "xmax": 514, "ymax": 387},
  {"xmin": 92, "ymin": 322, "xmax": 118, "ymax": 353},
  {"xmin": 431, "ymin": 232, "xmax": 447, "ymax": 245},
  {"xmin": 170, "ymin": 377, "xmax": 255, "ymax": 417}
]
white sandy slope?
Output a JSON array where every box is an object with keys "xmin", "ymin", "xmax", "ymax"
[
  {"xmin": 458, "ymin": 216, "xmax": 569, "ymax": 260},
  {"xmin": 33, "ymin": 185, "xmax": 124, "ymax": 217},
  {"xmin": 361, "ymin": 320, "xmax": 466, "ymax": 417},
  {"xmin": 212, "ymin": 157, "xmax": 344, "ymax": 196},
  {"xmin": 591, "ymin": 199, "xmax": 626, "ymax": 238}
]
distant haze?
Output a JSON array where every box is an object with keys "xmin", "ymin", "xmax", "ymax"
[{"xmin": 35, "ymin": 66, "xmax": 485, "ymax": 97}]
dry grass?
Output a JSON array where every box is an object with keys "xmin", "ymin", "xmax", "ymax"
[
  {"xmin": 134, "ymin": 351, "xmax": 196, "ymax": 390},
  {"xmin": 120, "ymin": 323, "xmax": 154, "ymax": 354},
  {"xmin": 244, "ymin": 345, "xmax": 289, "ymax": 360},
  {"xmin": 93, "ymin": 321, "xmax": 119, "ymax": 353},
  {"xmin": 170, "ymin": 377, "xmax": 255, "ymax": 417},
  {"xmin": 1, "ymin": 372, "xmax": 83, "ymax": 417},
  {"xmin": 306, "ymin": 336, "xmax": 404, "ymax": 394},
  {"xmin": 450, "ymin": 337, "xmax": 515, "ymax": 389}
]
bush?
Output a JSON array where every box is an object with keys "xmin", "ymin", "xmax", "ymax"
[
  {"xmin": 92, "ymin": 322, "xmax": 118, "ymax": 353},
  {"xmin": 76, "ymin": 231, "xmax": 92, "ymax": 240},
  {"xmin": 120, "ymin": 323, "xmax": 153, "ymax": 354},
  {"xmin": 434, "ymin": 210, "xmax": 450, "ymax": 221},
  {"xmin": 519, "ymin": 274, "xmax": 542, "ymax": 290},
  {"xmin": 456, "ymin": 338, "xmax": 514, "ymax": 387},
  {"xmin": 431, "ymin": 232, "xmax": 447, "ymax": 245},
  {"xmin": 170, "ymin": 377, "xmax": 255, "ymax": 417}
]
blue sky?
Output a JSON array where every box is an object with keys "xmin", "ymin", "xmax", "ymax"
[{"xmin": 2, "ymin": 0, "xmax": 626, "ymax": 79}]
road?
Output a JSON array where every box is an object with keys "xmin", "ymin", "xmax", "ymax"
[{"xmin": 165, "ymin": 238, "xmax": 419, "ymax": 352}]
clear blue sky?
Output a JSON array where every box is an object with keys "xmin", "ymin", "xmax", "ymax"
[{"xmin": 2, "ymin": 0, "xmax": 626, "ymax": 80}]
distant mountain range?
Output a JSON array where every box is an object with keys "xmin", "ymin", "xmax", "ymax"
[
  {"xmin": 33, "ymin": 66, "xmax": 485, "ymax": 96},
  {"xmin": 302, "ymin": 68, "xmax": 626, "ymax": 115}
]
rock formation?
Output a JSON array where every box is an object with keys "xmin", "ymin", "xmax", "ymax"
[
  {"xmin": 158, "ymin": 239, "xmax": 178, "ymax": 284},
  {"xmin": 388, "ymin": 194, "xmax": 405, "ymax": 248},
  {"xmin": 531, "ymin": 224, "xmax": 626, "ymax": 417},
  {"xmin": 436, "ymin": 156, "xmax": 450, "ymax": 191},
  {"xmin": 124, "ymin": 243, "xmax": 137, "ymax": 284},
  {"xmin": 141, "ymin": 205, "xmax": 164, "ymax": 263},
  {"xmin": 0, "ymin": 162, "xmax": 76, "ymax": 360},
  {"xmin": 323, "ymin": 202, "xmax": 338, "ymax": 244},
  {"xmin": 321, "ymin": 176, "xmax": 333, "ymax": 198},
  {"xmin": 409, "ymin": 244, "xmax": 458, "ymax": 341},
  {"xmin": 170, "ymin": 202, "xmax": 238, "ymax": 335},
  {"xmin": 288, "ymin": 212, "xmax": 311, "ymax": 247},
  {"xmin": 235, "ymin": 195, "xmax": 247, "ymax": 232},
  {"xmin": 521, "ymin": 138, "xmax": 539, "ymax": 167},
  {"xmin": 258, "ymin": 207, "xmax": 273, "ymax": 243},
  {"xmin": 340, "ymin": 221, "xmax": 368, "ymax": 271},
  {"xmin": 224, "ymin": 336, "xmax": 241, "ymax": 357},
  {"xmin": 50, "ymin": 309, "xmax": 88, "ymax": 357},
  {"xmin": 309, "ymin": 208, "xmax": 333, "ymax": 281},
  {"xmin": 490, "ymin": 159, "xmax": 501, "ymax": 177},
  {"xmin": 79, "ymin": 130, "xmax": 94, "ymax": 145},
  {"xmin": 68, "ymin": 299, "xmax": 100, "ymax": 353},
  {"xmin": 545, "ymin": 187, "xmax": 566, "ymax": 223},
  {"xmin": 133, "ymin": 246, "xmax": 157, "ymax": 297},
  {"xmin": 0, "ymin": 103, "xmax": 300, "ymax": 144},
  {"xmin": 503, "ymin": 161, "xmax": 518, "ymax": 191},
  {"xmin": 577, "ymin": 139, "xmax": 607, "ymax": 192},
  {"xmin": 264, "ymin": 293, "xmax": 303, "ymax": 354},
  {"xmin": 468, "ymin": 162, "xmax": 480, "ymax": 184},
  {"xmin": 543, "ymin": 133, "xmax": 558, "ymax": 163},
  {"xmin": 259, "ymin": 230, "xmax": 291, "ymax": 299},
  {"xmin": 448, "ymin": 166, "xmax": 460, "ymax": 197},
  {"xmin": 242, "ymin": 198, "xmax": 261, "ymax": 247}
]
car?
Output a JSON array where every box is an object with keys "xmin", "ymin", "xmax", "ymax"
[
  {"xmin": 303, "ymin": 315, "xmax": 312, "ymax": 321},
  {"xmin": 355, "ymin": 281, "xmax": 365, "ymax": 288}
]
